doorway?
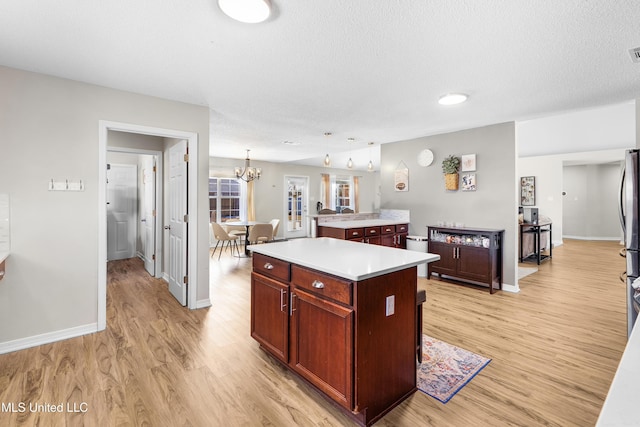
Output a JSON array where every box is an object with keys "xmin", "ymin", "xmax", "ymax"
[
  {"xmin": 106, "ymin": 150, "xmax": 161, "ymax": 279},
  {"xmin": 284, "ymin": 176, "xmax": 309, "ymax": 239},
  {"xmin": 98, "ymin": 121, "xmax": 200, "ymax": 331}
]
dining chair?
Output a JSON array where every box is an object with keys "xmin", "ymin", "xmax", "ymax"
[
  {"xmin": 318, "ymin": 208, "xmax": 336, "ymax": 214},
  {"xmin": 211, "ymin": 222, "xmax": 240, "ymax": 259},
  {"xmin": 269, "ymin": 219, "xmax": 280, "ymax": 240},
  {"xmin": 224, "ymin": 223, "xmax": 246, "ymax": 243},
  {"xmin": 248, "ymin": 223, "xmax": 273, "ymax": 245},
  {"xmin": 341, "ymin": 208, "xmax": 354, "ymax": 213}
]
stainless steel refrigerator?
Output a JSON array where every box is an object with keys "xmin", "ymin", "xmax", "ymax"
[{"xmin": 620, "ymin": 149, "xmax": 640, "ymax": 336}]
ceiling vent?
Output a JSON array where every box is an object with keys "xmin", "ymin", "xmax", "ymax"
[{"xmin": 629, "ymin": 47, "xmax": 640, "ymax": 63}]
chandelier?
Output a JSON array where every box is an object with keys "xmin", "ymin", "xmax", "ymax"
[{"xmin": 235, "ymin": 149, "xmax": 262, "ymax": 182}]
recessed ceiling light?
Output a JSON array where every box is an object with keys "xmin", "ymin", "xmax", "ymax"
[
  {"xmin": 438, "ymin": 93, "xmax": 468, "ymax": 106},
  {"xmin": 282, "ymin": 140, "xmax": 300, "ymax": 146},
  {"xmin": 218, "ymin": 0, "xmax": 271, "ymax": 24}
]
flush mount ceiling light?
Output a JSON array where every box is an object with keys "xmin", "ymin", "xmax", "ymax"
[
  {"xmin": 438, "ymin": 93, "xmax": 468, "ymax": 106},
  {"xmin": 218, "ymin": 0, "xmax": 271, "ymax": 24}
]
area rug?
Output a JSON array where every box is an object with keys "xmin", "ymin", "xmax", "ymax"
[
  {"xmin": 518, "ymin": 266, "xmax": 538, "ymax": 280},
  {"xmin": 417, "ymin": 335, "xmax": 491, "ymax": 403}
]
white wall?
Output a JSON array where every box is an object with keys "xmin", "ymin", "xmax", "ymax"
[
  {"xmin": 563, "ymin": 163, "xmax": 623, "ymax": 240},
  {"xmin": 518, "ymin": 149, "xmax": 628, "ymax": 245},
  {"xmin": 518, "ymin": 156, "xmax": 564, "ymax": 245},
  {"xmin": 0, "ymin": 65, "xmax": 209, "ymax": 350}
]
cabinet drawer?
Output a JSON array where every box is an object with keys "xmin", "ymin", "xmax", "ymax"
[
  {"xmin": 253, "ymin": 253, "xmax": 291, "ymax": 282},
  {"xmin": 291, "ymin": 265, "xmax": 352, "ymax": 306},
  {"xmin": 395, "ymin": 224, "xmax": 408, "ymax": 233},
  {"xmin": 345, "ymin": 228, "xmax": 364, "ymax": 239},
  {"xmin": 365, "ymin": 226, "xmax": 381, "ymax": 237},
  {"xmin": 381, "ymin": 225, "xmax": 395, "ymax": 234}
]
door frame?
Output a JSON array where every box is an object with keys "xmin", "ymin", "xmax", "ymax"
[
  {"xmin": 283, "ymin": 175, "xmax": 310, "ymax": 239},
  {"xmin": 98, "ymin": 120, "xmax": 199, "ymax": 331},
  {"xmin": 107, "ymin": 147, "xmax": 163, "ymax": 276}
]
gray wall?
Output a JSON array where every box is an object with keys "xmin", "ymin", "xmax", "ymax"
[
  {"xmin": 563, "ymin": 163, "xmax": 623, "ymax": 240},
  {"xmin": 380, "ymin": 123, "xmax": 518, "ymax": 288},
  {"xmin": 0, "ymin": 65, "xmax": 210, "ymax": 347}
]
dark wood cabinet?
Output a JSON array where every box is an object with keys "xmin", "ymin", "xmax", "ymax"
[
  {"xmin": 318, "ymin": 223, "xmax": 408, "ymax": 248},
  {"xmin": 427, "ymin": 226, "xmax": 504, "ymax": 294},
  {"xmin": 289, "ymin": 286, "xmax": 354, "ymax": 409},
  {"xmin": 251, "ymin": 272, "xmax": 289, "ymax": 363},
  {"xmin": 250, "ymin": 252, "xmax": 417, "ymax": 426}
]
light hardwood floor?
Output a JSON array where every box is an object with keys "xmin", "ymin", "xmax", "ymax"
[{"xmin": 0, "ymin": 239, "xmax": 627, "ymax": 426}]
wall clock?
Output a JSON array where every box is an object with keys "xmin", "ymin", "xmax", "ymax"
[{"xmin": 417, "ymin": 149, "xmax": 434, "ymax": 167}]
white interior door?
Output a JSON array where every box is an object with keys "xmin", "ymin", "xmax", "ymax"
[
  {"xmin": 107, "ymin": 164, "xmax": 137, "ymax": 261},
  {"xmin": 284, "ymin": 176, "xmax": 309, "ymax": 239},
  {"xmin": 141, "ymin": 156, "xmax": 156, "ymax": 276},
  {"xmin": 168, "ymin": 141, "xmax": 188, "ymax": 306}
]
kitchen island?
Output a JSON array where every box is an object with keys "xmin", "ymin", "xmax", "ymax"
[{"xmin": 248, "ymin": 238, "xmax": 439, "ymax": 426}]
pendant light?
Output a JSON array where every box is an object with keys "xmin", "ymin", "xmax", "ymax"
[
  {"xmin": 367, "ymin": 142, "xmax": 374, "ymax": 172},
  {"xmin": 346, "ymin": 137, "xmax": 354, "ymax": 169},
  {"xmin": 323, "ymin": 132, "xmax": 332, "ymax": 167}
]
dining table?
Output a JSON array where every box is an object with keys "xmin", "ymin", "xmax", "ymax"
[{"xmin": 225, "ymin": 220, "xmax": 260, "ymax": 256}]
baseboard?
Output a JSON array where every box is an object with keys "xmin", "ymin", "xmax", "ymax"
[
  {"xmin": 0, "ymin": 323, "xmax": 98, "ymax": 355},
  {"xmin": 162, "ymin": 272, "xmax": 169, "ymax": 283},
  {"xmin": 563, "ymin": 235, "xmax": 621, "ymax": 241},
  {"xmin": 501, "ymin": 282, "xmax": 520, "ymax": 293},
  {"xmin": 196, "ymin": 298, "xmax": 212, "ymax": 309}
]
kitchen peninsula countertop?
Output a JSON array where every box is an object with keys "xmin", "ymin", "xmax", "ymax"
[
  {"xmin": 248, "ymin": 237, "xmax": 439, "ymax": 281},
  {"xmin": 317, "ymin": 219, "xmax": 409, "ymax": 229}
]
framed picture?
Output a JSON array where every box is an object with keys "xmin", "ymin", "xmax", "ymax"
[
  {"xmin": 521, "ymin": 176, "xmax": 535, "ymax": 206},
  {"xmin": 461, "ymin": 173, "xmax": 476, "ymax": 191},
  {"xmin": 394, "ymin": 164, "xmax": 409, "ymax": 192},
  {"xmin": 461, "ymin": 154, "xmax": 476, "ymax": 172}
]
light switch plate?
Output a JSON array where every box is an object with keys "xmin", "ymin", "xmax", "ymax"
[{"xmin": 385, "ymin": 295, "xmax": 395, "ymax": 316}]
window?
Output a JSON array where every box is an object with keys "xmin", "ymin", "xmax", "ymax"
[
  {"xmin": 332, "ymin": 175, "xmax": 353, "ymax": 210},
  {"xmin": 209, "ymin": 177, "xmax": 243, "ymax": 222}
]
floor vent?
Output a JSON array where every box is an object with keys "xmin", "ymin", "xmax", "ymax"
[{"xmin": 629, "ymin": 47, "xmax": 640, "ymax": 63}]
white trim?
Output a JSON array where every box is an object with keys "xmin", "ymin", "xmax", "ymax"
[
  {"xmin": 196, "ymin": 298, "xmax": 212, "ymax": 309},
  {"xmin": 109, "ymin": 146, "xmax": 164, "ymax": 279},
  {"xmin": 0, "ymin": 323, "xmax": 98, "ymax": 355},
  {"xmin": 562, "ymin": 235, "xmax": 620, "ymax": 241},
  {"xmin": 502, "ymin": 282, "xmax": 520, "ymax": 293},
  {"xmin": 99, "ymin": 120, "xmax": 200, "ymax": 333}
]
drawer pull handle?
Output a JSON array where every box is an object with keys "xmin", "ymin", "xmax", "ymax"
[
  {"xmin": 264, "ymin": 263, "xmax": 274, "ymax": 270},
  {"xmin": 352, "ymin": 231, "xmax": 358, "ymax": 236},
  {"xmin": 312, "ymin": 280, "xmax": 325, "ymax": 289}
]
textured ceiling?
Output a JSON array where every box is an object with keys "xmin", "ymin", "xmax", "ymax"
[{"xmin": 0, "ymin": 1, "xmax": 639, "ymax": 170}]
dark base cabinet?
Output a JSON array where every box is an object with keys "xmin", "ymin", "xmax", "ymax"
[
  {"xmin": 318, "ymin": 223, "xmax": 408, "ymax": 248},
  {"xmin": 250, "ymin": 252, "xmax": 417, "ymax": 426},
  {"xmin": 427, "ymin": 226, "xmax": 504, "ymax": 294}
]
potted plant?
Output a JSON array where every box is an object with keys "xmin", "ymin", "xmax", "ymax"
[{"xmin": 442, "ymin": 155, "xmax": 461, "ymax": 190}]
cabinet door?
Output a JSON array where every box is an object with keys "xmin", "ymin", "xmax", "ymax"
[
  {"xmin": 251, "ymin": 273, "xmax": 289, "ymax": 363},
  {"xmin": 289, "ymin": 287, "xmax": 354, "ymax": 410},
  {"xmin": 395, "ymin": 232, "xmax": 408, "ymax": 249},
  {"xmin": 457, "ymin": 245, "xmax": 490, "ymax": 283},
  {"xmin": 380, "ymin": 234, "xmax": 395, "ymax": 247},
  {"xmin": 429, "ymin": 241, "xmax": 457, "ymax": 276}
]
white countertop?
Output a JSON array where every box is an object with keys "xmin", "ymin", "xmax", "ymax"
[
  {"xmin": 248, "ymin": 237, "xmax": 439, "ymax": 281},
  {"xmin": 596, "ymin": 318, "xmax": 640, "ymax": 426},
  {"xmin": 0, "ymin": 252, "xmax": 8, "ymax": 263},
  {"xmin": 317, "ymin": 219, "xmax": 409, "ymax": 229}
]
